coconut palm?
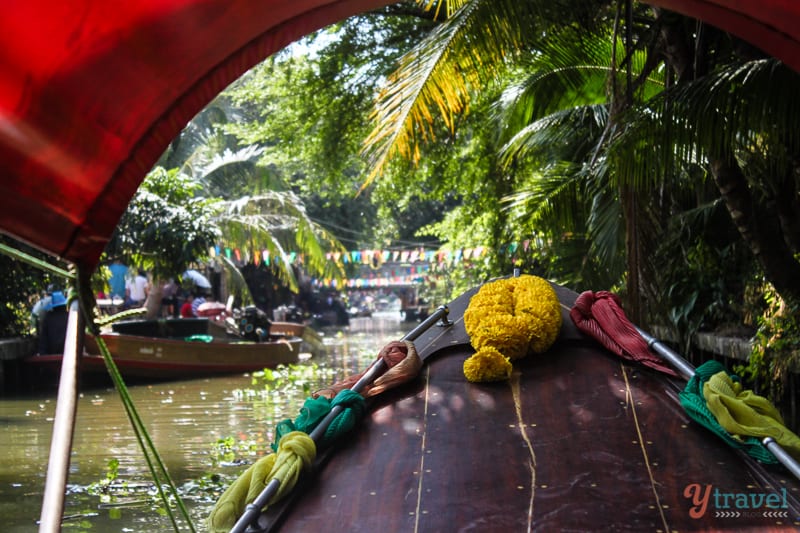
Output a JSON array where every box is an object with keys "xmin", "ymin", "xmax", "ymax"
[
  {"xmin": 362, "ymin": 0, "xmax": 800, "ymax": 327},
  {"xmin": 177, "ymin": 136, "xmax": 348, "ymax": 294},
  {"xmin": 115, "ymin": 94, "xmax": 348, "ymax": 318}
]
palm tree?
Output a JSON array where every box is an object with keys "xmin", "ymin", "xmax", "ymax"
[
  {"xmin": 166, "ymin": 97, "xmax": 348, "ymax": 293},
  {"xmin": 361, "ymin": 0, "xmax": 800, "ymax": 327},
  {"xmin": 115, "ymin": 94, "xmax": 348, "ymax": 318}
]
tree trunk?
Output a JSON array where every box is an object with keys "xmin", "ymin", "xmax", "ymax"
[
  {"xmin": 710, "ymin": 156, "xmax": 800, "ymax": 306},
  {"xmin": 144, "ymin": 277, "xmax": 163, "ymax": 320}
]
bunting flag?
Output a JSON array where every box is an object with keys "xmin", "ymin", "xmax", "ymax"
[{"xmin": 213, "ymin": 241, "xmax": 538, "ymax": 270}]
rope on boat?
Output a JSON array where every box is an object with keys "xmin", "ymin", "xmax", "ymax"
[
  {"xmin": 210, "ymin": 306, "xmax": 450, "ymax": 533},
  {"xmin": 571, "ymin": 290, "xmax": 800, "ymax": 471},
  {"xmin": 89, "ymin": 306, "xmax": 197, "ymax": 532},
  {"xmin": 207, "ymin": 392, "xmax": 368, "ymax": 532}
]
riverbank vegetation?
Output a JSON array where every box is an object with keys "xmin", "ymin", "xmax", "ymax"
[{"xmin": 3, "ymin": 1, "xmax": 799, "ymax": 402}]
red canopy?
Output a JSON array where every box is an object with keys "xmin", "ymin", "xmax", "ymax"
[{"xmin": 0, "ymin": 0, "xmax": 798, "ymax": 270}]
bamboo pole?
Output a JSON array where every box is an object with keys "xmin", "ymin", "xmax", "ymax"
[{"xmin": 39, "ymin": 300, "xmax": 84, "ymax": 532}]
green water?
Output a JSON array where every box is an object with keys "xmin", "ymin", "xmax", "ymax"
[{"xmin": 0, "ymin": 315, "xmax": 409, "ymax": 532}]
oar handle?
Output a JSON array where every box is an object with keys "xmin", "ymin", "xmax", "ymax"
[
  {"xmin": 230, "ymin": 305, "xmax": 451, "ymax": 533},
  {"xmin": 635, "ymin": 326, "xmax": 800, "ymax": 481}
]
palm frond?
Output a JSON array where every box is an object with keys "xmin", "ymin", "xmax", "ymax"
[
  {"xmin": 218, "ymin": 254, "xmax": 255, "ymax": 307},
  {"xmin": 361, "ymin": 0, "xmax": 534, "ymax": 185},
  {"xmin": 214, "ymin": 192, "xmax": 347, "ymax": 291},
  {"xmin": 611, "ymin": 59, "xmax": 800, "ymax": 191}
]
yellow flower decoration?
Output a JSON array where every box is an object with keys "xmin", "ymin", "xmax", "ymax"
[
  {"xmin": 463, "ymin": 347, "xmax": 512, "ymax": 382},
  {"xmin": 463, "ymin": 275, "xmax": 562, "ymax": 382}
]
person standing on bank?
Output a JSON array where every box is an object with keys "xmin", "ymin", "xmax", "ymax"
[
  {"xmin": 126, "ymin": 269, "xmax": 149, "ymax": 308},
  {"xmin": 30, "ymin": 283, "xmax": 55, "ymax": 335},
  {"xmin": 108, "ymin": 258, "xmax": 128, "ymax": 300},
  {"xmin": 37, "ymin": 291, "xmax": 69, "ymax": 355}
]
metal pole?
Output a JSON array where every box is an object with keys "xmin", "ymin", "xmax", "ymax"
[
  {"xmin": 39, "ymin": 299, "xmax": 85, "ymax": 532},
  {"xmin": 231, "ymin": 305, "xmax": 451, "ymax": 533},
  {"xmin": 634, "ymin": 326, "xmax": 696, "ymax": 380}
]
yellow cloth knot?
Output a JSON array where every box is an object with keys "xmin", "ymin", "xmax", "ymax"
[
  {"xmin": 703, "ymin": 371, "xmax": 800, "ymax": 458},
  {"xmin": 207, "ymin": 431, "xmax": 316, "ymax": 532}
]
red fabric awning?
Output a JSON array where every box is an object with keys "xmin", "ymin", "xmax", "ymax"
[{"xmin": 0, "ymin": 0, "xmax": 798, "ymax": 270}]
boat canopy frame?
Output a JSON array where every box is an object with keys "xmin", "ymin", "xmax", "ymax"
[{"xmin": 1, "ymin": 0, "xmax": 799, "ymax": 271}]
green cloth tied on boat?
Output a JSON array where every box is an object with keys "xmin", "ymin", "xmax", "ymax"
[
  {"xmin": 272, "ymin": 389, "xmax": 366, "ymax": 451},
  {"xmin": 185, "ymin": 334, "xmax": 213, "ymax": 343},
  {"xmin": 206, "ymin": 431, "xmax": 316, "ymax": 533},
  {"xmin": 679, "ymin": 360, "xmax": 799, "ymax": 464},
  {"xmin": 703, "ymin": 366, "xmax": 800, "ymax": 460},
  {"xmin": 208, "ymin": 390, "xmax": 367, "ymax": 532}
]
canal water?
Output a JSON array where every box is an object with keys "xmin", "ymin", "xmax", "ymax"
[{"xmin": 0, "ymin": 314, "xmax": 411, "ymax": 532}]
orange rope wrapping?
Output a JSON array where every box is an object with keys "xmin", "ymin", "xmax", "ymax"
[{"xmin": 313, "ymin": 340, "xmax": 421, "ymax": 399}]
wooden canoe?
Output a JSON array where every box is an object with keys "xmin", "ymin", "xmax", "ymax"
[
  {"xmin": 270, "ymin": 321, "xmax": 326, "ymax": 358},
  {"xmin": 250, "ymin": 282, "xmax": 800, "ymax": 532},
  {"xmin": 25, "ymin": 317, "xmax": 303, "ymax": 379}
]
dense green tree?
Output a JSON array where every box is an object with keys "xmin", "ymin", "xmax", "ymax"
[
  {"xmin": 222, "ymin": 8, "xmax": 447, "ymax": 250},
  {"xmin": 362, "ymin": 0, "xmax": 800, "ymax": 337},
  {"xmin": 105, "ymin": 167, "xmax": 220, "ymax": 317},
  {"xmin": 0, "ymin": 236, "xmax": 64, "ymax": 337}
]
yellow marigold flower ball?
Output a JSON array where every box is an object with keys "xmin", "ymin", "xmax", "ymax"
[
  {"xmin": 468, "ymin": 314, "xmax": 530, "ymax": 360},
  {"xmin": 513, "ymin": 276, "xmax": 562, "ymax": 353},
  {"xmin": 463, "ymin": 346, "xmax": 512, "ymax": 382},
  {"xmin": 463, "ymin": 275, "xmax": 562, "ymax": 382}
]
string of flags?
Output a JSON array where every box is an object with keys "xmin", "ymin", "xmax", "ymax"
[
  {"xmin": 207, "ymin": 240, "xmax": 540, "ymax": 288},
  {"xmin": 207, "ymin": 240, "xmax": 538, "ymax": 268}
]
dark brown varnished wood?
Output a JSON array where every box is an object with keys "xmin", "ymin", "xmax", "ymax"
[{"xmin": 257, "ymin": 283, "xmax": 800, "ymax": 532}]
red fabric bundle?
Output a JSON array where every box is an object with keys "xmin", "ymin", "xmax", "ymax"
[{"xmin": 570, "ymin": 291, "xmax": 677, "ymax": 376}]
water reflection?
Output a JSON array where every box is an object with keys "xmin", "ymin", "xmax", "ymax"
[{"xmin": 0, "ymin": 315, "xmax": 410, "ymax": 532}]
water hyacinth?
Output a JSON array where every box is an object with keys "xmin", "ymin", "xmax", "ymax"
[{"xmin": 463, "ymin": 275, "xmax": 562, "ymax": 382}]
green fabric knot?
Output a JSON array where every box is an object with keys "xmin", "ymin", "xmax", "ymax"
[
  {"xmin": 679, "ymin": 360, "xmax": 794, "ymax": 464},
  {"xmin": 703, "ymin": 367, "xmax": 800, "ymax": 460},
  {"xmin": 206, "ymin": 431, "xmax": 316, "ymax": 533},
  {"xmin": 272, "ymin": 396, "xmax": 334, "ymax": 452},
  {"xmin": 270, "ymin": 390, "xmax": 366, "ymax": 451},
  {"xmin": 321, "ymin": 389, "xmax": 367, "ymax": 447}
]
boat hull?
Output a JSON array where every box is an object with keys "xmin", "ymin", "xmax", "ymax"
[
  {"xmin": 255, "ymin": 284, "xmax": 800, "ymax": 532},
  {"xmin": 270, "ymin": 321, "xmax": 326, "ymax": 358},
  {"xmin": 26, "ymin": 332, "xmax": 302, "ymax": 380}
]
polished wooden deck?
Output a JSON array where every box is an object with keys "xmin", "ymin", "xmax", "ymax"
[{"xmin": 253, "ymin": 284, "xmax": 800, "ymax": 531}]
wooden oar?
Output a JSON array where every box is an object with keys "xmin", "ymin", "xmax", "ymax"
[
  {"xmin": 230, "ymin": 305, "xmax": 452, "ymax": 533},
  {"xmin": 635, "ymin": 326, "xmax": 800, "ymax": 480}
]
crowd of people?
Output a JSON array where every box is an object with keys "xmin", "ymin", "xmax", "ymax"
[{"xmin": 30, "ymin": 261, "xmax": 219, "ymax": 355}]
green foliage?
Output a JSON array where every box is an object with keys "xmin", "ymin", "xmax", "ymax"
[
  {"xmin": 0, "ymin": 236, "xmax": 63, "ymax": 337},
  {"xmin": 106, "ymin": 167, "xmax": 220, "ymax": 280},
  {"xmin": 86, "ymin": 458, "xmax": 123, "ymax": 499},
  {"xmin": 736, "ymin": 288, "xmax": 800, "ymax": 402},
  {"xmin": 249, "ymin": 362, "xmax": 339, "ymax": 397}
]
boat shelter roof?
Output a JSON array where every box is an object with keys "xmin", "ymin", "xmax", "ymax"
[{"xmin": 0, "ymin": 0, "xmax": 798, "ymax": 270}]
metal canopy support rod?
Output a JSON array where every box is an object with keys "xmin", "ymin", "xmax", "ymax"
[
  {"xmin": 231, "ymin": 305, "xmax": 451, "ymax": 533},
  {"xmin": 39, "ymin": 299, "xmax": 85, "ymax": 532},
  {"xmin": 634, "ymin": 326, "xmax": 696, "ymax": 381}
]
